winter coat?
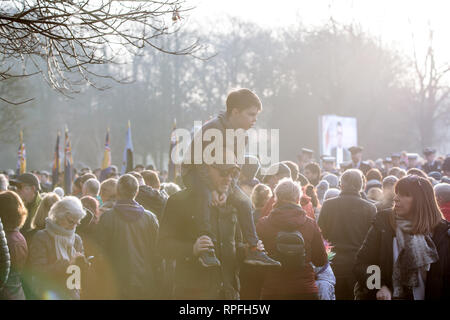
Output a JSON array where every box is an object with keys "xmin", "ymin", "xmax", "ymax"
[
  {"xmin": 29, "ymin": 229, "xmax": 84, "ymax": 300},
  {"xmin": 0, "ymin": 218, "xmax": 10, "ymax": 290},
  {"xmin": 181, "ymin": 113, "xmax": 244, "ymax": 191},
  {"xmin": 99, "ymin": 200, "xmax": 115, "ymax": 218},
  {"xmin": 439, "ymin": 201, "xmax": 450, "ymax": 222},
  {"xmin": 95, "ymin": 199, "xmax": 159, "ymax": 299},
  {"xmin": 0, "ymin": 229, "xmax": 27, "ymax": 299},
  {"xmin": 256, "ymin": 203, "xmax": 328, "ymax": 297},
  {"xmin": 318, "ymin": 191, "xmax": 376, "ymax": 277},
  {"xmin": 353, "ymin": 209, "xmax": 450, "ymax": 300},
  {"xmin": 135, "ymin": 185, "xmax": 167, "ymax": 221},
  {"xmin": 159, "ymin": 189, "xmax": 240, "ymax": 300},
  {"xmin": 314, "ymin": 263, "xmax": 336, "ymax": 300}
]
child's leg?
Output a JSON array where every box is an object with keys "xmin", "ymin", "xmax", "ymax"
[
  {"xmin": 228, "ymin": 185, "xmax": 281, "ymax": 267},
  {"xmin": 227, "ymin": 186, "xmax": 258, "ymax": 247}
]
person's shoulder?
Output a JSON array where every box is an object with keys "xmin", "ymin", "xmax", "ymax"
[
  {"xmin": 30, "ymin": 229, "xmax": 51, "ymax": 245},
  {"xmin": 434, "ymin": 219, "xmax": 450, "ymax": 238},
  {"xmin": 360, "ymin": 197, "xmax": 377, "ymax": 210},
  {"xmin": 166, "ymin": 188, "xmax": 191, "ymax": 203},
  {"xmin": 143, "ymin": 209, "xmax": 158, "ymax": 223},
  {"xmin": 203, "ymin": 114, "xmax": 226, "ymax": 131},
  {"xmin": 373, "ymin": 209, "xmax": 394, "ymax": 227}
]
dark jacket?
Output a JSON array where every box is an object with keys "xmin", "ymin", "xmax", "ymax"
[
  {"xmin": 181, "ymin": 113, "xmax": 244, "ymax": 190},
  {"xmin": 318, "ymin": 191, "xmax": 376, "ymax": 277},
  {"xmin": 21, "ymin": 193, "xmax": 42, "ymax": 234},
  {"xmin": 29, "ymin": 229, "xmax": 84, "ymax": 300},
  {"xmin": 95, "ymin": 199, "xmax": 159, "ymax": 299},
  {"xmin": 135, "ymin": 185, "xmax": 167, "ymax": 221},
  {"xmin": 422, "ymin": 160, "xmax": 442, "ymax": 174},
  {"xmin": 354, "ymin": 209, "xmax": 450, "ymax": 300},
  {"xmin": 0, "ymin": 229, "xmax": 28, "ymax": 299},
  {"xmin": 159, "ymin": 189, "xmax": 240, "ymax": 300},
  {"xmin": 0, "ymin": 218, "xmax": 10, "ymax": 290},
  {"xmin": 257, "ymin": 203, "xmax": 328, "ymax": 297}
]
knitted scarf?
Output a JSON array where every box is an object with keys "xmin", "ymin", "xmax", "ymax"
[
  {"xmin": 392, "ymin": 218, "xmax": 439, "ymax": 299},
  {"xmin": 45, "ymin": 217, "xmax": 76, "ymax": 262}
]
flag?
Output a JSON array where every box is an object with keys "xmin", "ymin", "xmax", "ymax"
[
  {"xmin": 52, "ymin": 131, "xmax": 61, "ymax": 188},
  {"xmin": 16, "ymin": 130, "xmax": 26, "ymax": 175},
  {"xmin": 121, "ymin": 121, "xmax": 134, "ymax": 175},
  {"xmin": 168, "ymin": 119, "xmax": 179, "ymax": 182},
  {"xmin": 64, "ymin": 127, "xmax": 73, "ymax": 195},
  {"xmin": 102, "ymin": 128, "xmax": 111, "ymax": 169}
]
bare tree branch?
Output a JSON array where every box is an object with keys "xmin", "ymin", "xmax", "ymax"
[{"xmin": 0, "ymin": 0, "xmax": 203, "ymax": 103}]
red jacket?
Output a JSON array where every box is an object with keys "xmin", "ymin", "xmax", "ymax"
[
  {"xmin": 256, "ymin": 203, "xmax": 327, "ymax": 297},
  {"xmin": 440, "ymin": 201, "xmax": 450, "ymax": 222}
]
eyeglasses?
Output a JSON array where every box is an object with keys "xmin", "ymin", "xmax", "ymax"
[{"xmin": 65, "ymin": 216, "xmax": 81, "ymax": 226}]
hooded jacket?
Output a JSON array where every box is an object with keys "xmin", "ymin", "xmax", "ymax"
[
  {"xmin": 256, "ymin": 203, "xmax": 328, "ymax": 297},
  {"xmin": 135, "ymin": 185, "xmax": 167, "ymax": 221},
  {"xmin": 95, "ymin": 199, "xmax": 159, "ymax": 299}
]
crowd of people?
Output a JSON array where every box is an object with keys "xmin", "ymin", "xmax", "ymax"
[{"xmin": 0, "ymin": 88, "xmax": 449, "ymax": 300}]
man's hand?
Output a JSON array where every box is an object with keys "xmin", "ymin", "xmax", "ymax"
[
  {"xmin": 211, "ymin": 190, "xmax": 227, "ymax": 207},
  {"xmin": 376, "ymin": 285, "xmax": 392, "ymax": 300},
  {"xmin": 211, "ymin": 190, "xmax": 220, "ymax": 207},
  {"xmin": 193, "ymin": 235, "xmax": 214, "ymax": 257}
]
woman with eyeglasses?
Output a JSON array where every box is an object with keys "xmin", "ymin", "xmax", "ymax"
[
  {"xmin": 29, "ymin": 196, "xmax": 86, "ymax": 299},
  {"xmin": 354, "ymin": 175, "xmax": 450, "ymax": 300}
]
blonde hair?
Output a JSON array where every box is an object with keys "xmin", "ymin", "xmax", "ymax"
[
  {"xmin": 367, "ymin": 188, "xmax": 383, "ymax": 202},
  {"xmin": 251, "ymin": 184, "xmax": 272, "ymax": 209},
  {"xmin": 31, "ymin": 192, "xmax": 60, "ymax": 229},
  {"xmin": 274, "ymin": 178, "xmax": 302, "ymax": 205},
  {"xmin": 100, "ymin": 178, "xmax": 117, "ymax": 202}
]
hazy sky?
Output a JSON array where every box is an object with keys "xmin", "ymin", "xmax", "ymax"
[{"xmin": 188, "ymin": 0, "xmax": 450, "ymax": 65}]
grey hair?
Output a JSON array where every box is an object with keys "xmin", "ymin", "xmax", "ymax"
[
  {"xmin": 48, "ymin": 196, "xmax": 86, "ymax": 223},
  {"xmin": 340, "ymin": 169, "xmax": 363, "ymax": 193},
  {"xmin": 382, "ymin": 175, "xmax": 399, "ymax": 189},
  {"xmin": 53, "ymin": 187, "xmax": 65, "ymax": 198},
  {"xmin": 323, "ymin": 174, "xmax": 339, "ymax": 189},
  {"xmin": 117, "ymin": 174, "xmax": 139, "ymax": 200},
  {"xmin": 0, "ymin": 174, "xmax": 8, "ymax": 192},
  {"xmin": 83, "ymin": 178, "xmax": 100, "ymax": 196},
  {"xmin": 274, "ymin": 178, "xmax": 302, "ymax": 204},
  {"xmin": 324, "ymin": 188, "xmax": 341, "ymax": 201},
  {"xmin": 434, "ymin": 183, "xmax": 450, "ymax": 203},
  {"xmin": 161, "ymin": 182, "xmax": 181, "ymax": 197},
  {"xmin": 316, "ymin": 180, "xmax": 329, "ymax": 205}
]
